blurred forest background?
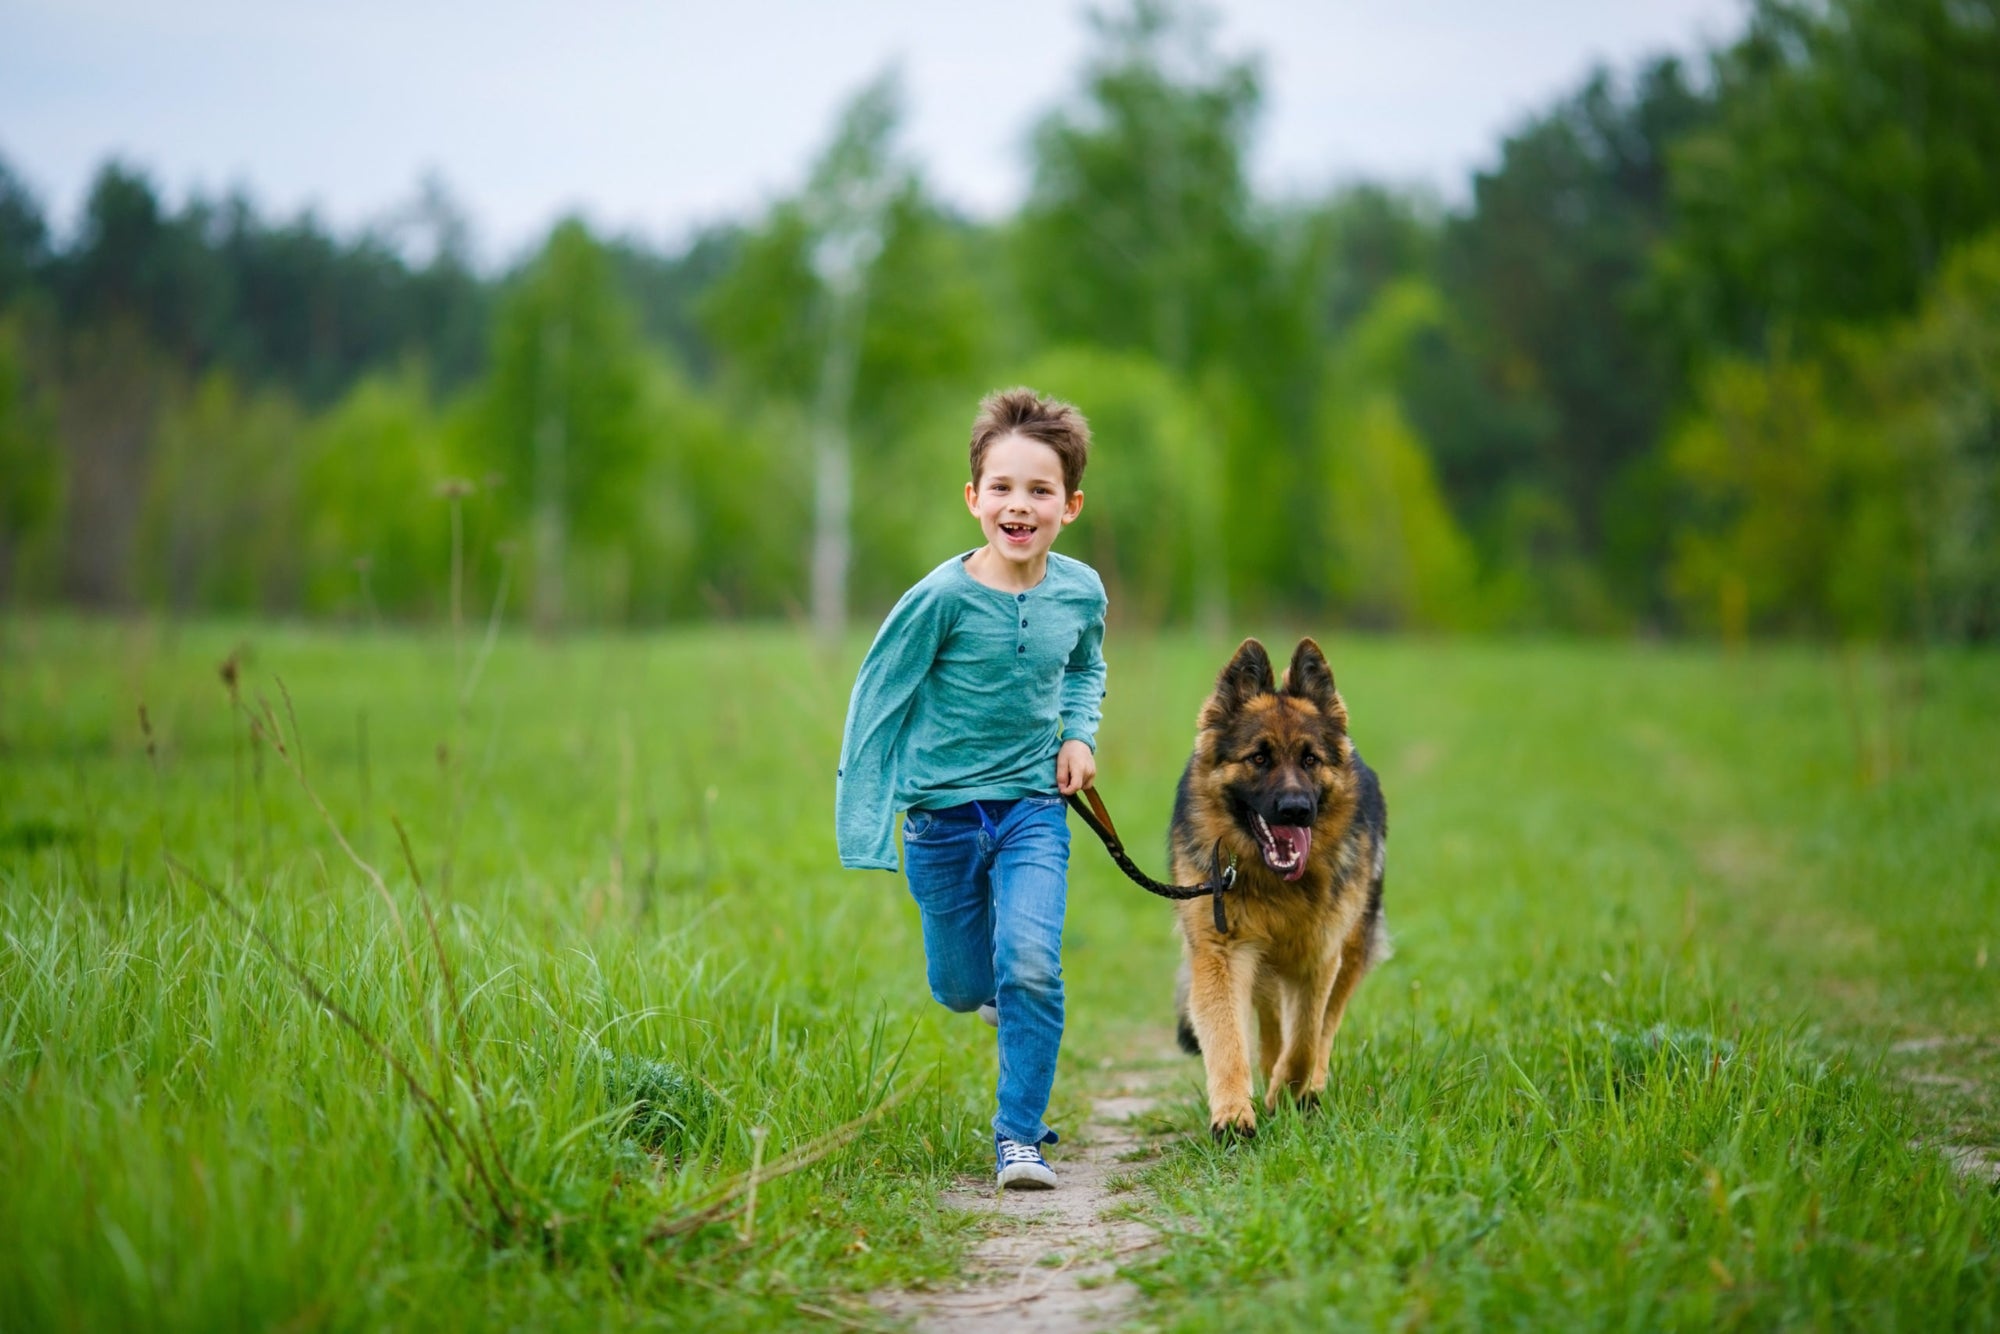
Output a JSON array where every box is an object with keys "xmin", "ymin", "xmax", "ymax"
[{"xmin": 2, "ymin": 0, "xmax": 1997, "ymax": 642}]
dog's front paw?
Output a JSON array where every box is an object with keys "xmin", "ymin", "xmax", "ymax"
[
  {"xmin": 1265, "ymin": 1082, "xmax": 1323, "ymax": 1114},
  {"xmin": 1209, "ymin": 1101, "xmax": 1257, "ymax": 1140}
]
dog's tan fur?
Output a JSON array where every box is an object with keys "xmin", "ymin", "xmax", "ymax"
[{"xmin": 1170, "ymin": 638, "xmax": 1388, "ymax": 1137}]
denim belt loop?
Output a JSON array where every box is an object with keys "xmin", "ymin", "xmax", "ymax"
[{"xmin": 973, "ymin": 801, "xmax": 999, "ymax": 841}]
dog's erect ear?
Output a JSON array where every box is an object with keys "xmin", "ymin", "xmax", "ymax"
[
  {"xmin": 1283, "ymin": 638, "xmax": 1338, "ymax": 711},
  {"xmin": 1212, "ymin": 638, "xmax": 1276, "ymax": 716}
]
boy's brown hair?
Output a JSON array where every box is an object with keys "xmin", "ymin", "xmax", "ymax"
[{"xmin": 969, "ymin": 387, "xmax": 1091, "ymax": 496}]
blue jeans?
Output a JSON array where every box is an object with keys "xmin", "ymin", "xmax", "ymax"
[{"xmin": 902, "ymin": 795, "xmax": 1070, "ymax": 1146}]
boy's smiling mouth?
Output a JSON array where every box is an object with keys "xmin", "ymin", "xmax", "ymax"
[{"xmin": 999, "ymin": 522, "xmax": 1037, "ymax": 545}]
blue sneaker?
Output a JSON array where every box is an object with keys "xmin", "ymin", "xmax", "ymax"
[{"xmin": 996, "ymin": 1133, "xmax": 1057, "ymax": 1190}]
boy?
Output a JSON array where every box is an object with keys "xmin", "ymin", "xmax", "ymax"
[{"xmin": 835, "ymin": 387, "xmax": 1107, "ymax": 1190}]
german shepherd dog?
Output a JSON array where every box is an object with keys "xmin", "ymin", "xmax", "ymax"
[{"xmin": 1171, "ymin": 638, "xmax": 1387, "ymax": 1137}]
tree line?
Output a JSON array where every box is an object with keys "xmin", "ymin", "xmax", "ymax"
[{"xmin": 2, "ymin": 0, "xmax": 1996, "ymax": 640}]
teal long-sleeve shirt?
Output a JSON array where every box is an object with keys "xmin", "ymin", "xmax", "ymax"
[{"xmin": 835, "ymin": 551, "xmax": 1108, "ymax": 871}]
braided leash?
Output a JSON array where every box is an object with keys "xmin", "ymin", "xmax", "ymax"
[{"xmin": 1064, "ymin": 785, "xmax": 1238, "ymax": 935}]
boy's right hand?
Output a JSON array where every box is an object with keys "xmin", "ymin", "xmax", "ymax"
[{"xmin": 1056, "ymin": 739, "xmax": 1096, "ymax": 796}]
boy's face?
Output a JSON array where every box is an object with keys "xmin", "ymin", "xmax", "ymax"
[{"xmin": 965, "ymin": 433, "xmax": 1084, "ymax": 571}]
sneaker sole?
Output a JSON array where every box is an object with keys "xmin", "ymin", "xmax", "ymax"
[{"xmin": 997, "ymin": 1165, "xmax": 1057, "ymax": 1190}]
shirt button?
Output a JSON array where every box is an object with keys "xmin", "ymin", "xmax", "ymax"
[
  {"xmin": 1016, "ymin": 593, "xmax": 1026, "ymax": 602},
  {"xmin": 1020, "ymin": 619, "xmax": 1028, "ymax": 627},
  {"xmin": 1017, "ymin": 645, "xmax": 1026, "ymax": 654}
]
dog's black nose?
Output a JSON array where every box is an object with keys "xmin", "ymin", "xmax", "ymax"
[{"xmin": 1273, "ymin": 792, "xmax": 1316, "ymax": 827}]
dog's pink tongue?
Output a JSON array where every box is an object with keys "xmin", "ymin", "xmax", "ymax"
[{"xmin": 1275, "ymin": 826, "xmax": 1312, "ymax": 880}]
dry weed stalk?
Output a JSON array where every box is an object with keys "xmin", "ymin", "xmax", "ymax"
[
  {"xmin": 647, "ymin": 1079, "xmax": 920, "ymax": 1242},
  {"xmin": 178, "ymin": 615, "xmax": 917, "ymax": 1265},
  {"xmin": 166, "ymin": 856, "xmax": 517, "ymax": 1241},
  {"xmin": 460, "ymin": 540, "xmax": 518, "ymax": 709},
  {"xmin": 200, "ymin": 664, "xmax": 528, "ymax": 1237}
]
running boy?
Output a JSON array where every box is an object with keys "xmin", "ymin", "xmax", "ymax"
[{"xmin": 835, "ymin": 387, "xmax": 1106, "ymax": 1190}]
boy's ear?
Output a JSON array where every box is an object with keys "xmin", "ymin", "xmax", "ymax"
[
  {"xmin": 1062, "ymin": 488, "xmax": 1084, "ymax": 523},
  {"xmin": 964, "ymin": 480, "xmax": 979, "ymax": 516},
  {"xmin": 1206, "ymin": 638, "xmax": 1275, "ymax": 722}
]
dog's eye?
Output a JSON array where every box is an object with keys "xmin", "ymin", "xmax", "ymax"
[
  {"xmin": 1248, "ymin": 752, "xmax": 1270, "ymax": 769},
  {"xmin": 1301, "ymin": 751, "xmax": 1320, "ymax": 769}
]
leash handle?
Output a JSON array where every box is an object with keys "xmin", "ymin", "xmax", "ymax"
[{"xmin": 1077, "ymin": 786, "xmax": 1120, "ymax": 846}]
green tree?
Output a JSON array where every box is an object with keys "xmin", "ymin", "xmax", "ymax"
[
  {"xmin": 0, "ymin": 316, "xmax": 60, "ymax": 601},
  {"xmin": 297, "ymin": 370, "xmax": 456, "ymax": 620},
  {"xmin": 1416, "ymin": 58, "xmax": 1709, "ymax": 616},
  {"xmin": 1003, "ymin": 347, "xmax": 1223, "ymax": 626},
  {"xmin": 625, "ymin": 361, "xmax": 806, "ymax": 621},
  {"xmin": 608, "ymin": 226, "xmax": 741, "ymax": 384},
  {"xmin": 44, "ymin": 162, "xmax": 490, "ymax": 410},
  {"xmin": 1670, "ymin": 353, "xmax": 1886, "ymax": 639},
  {"xmin": 0, "ymin": 155, "xmax": 49, "ymax": 307},
  {"xmin": 1656, "ymin": 0, "xmax": 2000, "ymax": 354},
  {"xmin": 1302, "ymin": 185, "xmax": 1440, "ymax": 342},
  {"xmin": 703, "ymin": 73, "xmax": 985, "ymax": 630},
  {"xmin": 135, "ymin": 374, "xmax": 306, "ymax": 614},
  {"xmin": 51, "ymin": 319, "xmax": 180, "ymax": 607},
  {"xmin": 1015, "ymin": 0, "xmax": 1271, "ymax": 379},
  {"xmin": 1317, "ymin": 284, "xmax": 1478, "ymax": 629},
  {"xmin": 709, "ymin": 74, "xmax": 897, "ymax": 641},
  {"xmin": 1670, "ymin": 228, "xmax": 2000, "ymax": 643},
  {"xmin": 472, "ymin": 218, "xmax": 647, "ymax": 627},
  {"xmin": 1014, "ymin": 2, "xmax": 1319, "ymax": 619},
  {"xmin": 1864, "ymin": 232, "xmax": 2000, "ymax": 640}
]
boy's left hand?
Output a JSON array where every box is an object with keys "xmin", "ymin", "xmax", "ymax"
[{"xmin": 1056, "ymin": 739, "xmax": 1097, "ymax": 796}]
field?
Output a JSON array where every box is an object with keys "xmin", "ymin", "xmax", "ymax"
[{"xmin": 2, "ymin": 616, "xmax": 1997, "ymax": 1330}]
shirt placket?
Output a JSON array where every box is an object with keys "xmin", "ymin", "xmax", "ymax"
[{"xmin": 1013, "ymin": 590, "xmax": 1029, "ymax": 670}]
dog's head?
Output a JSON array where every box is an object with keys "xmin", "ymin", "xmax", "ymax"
[{"xmin": 1194, "ymin": 637, "xmax": 1354, "ymax": 882}]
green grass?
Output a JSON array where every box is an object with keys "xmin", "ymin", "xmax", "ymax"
[{"xmin": 1, "ymin": 617, "xmax": 1995, "ymax": 1330}]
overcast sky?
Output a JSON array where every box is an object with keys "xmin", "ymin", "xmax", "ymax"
[{"xmin": 2, "ymin": 0, "xmax": 1743, "ymax": 266}]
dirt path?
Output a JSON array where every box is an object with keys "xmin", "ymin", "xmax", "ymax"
[
  {"xmin": 1888, "ymin": 1034, "xmax": 2000, "ymax": 1186},
  {"xmin": 872, "ymin": 1037, "xmax": 1188, "ymax": 1333}
]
